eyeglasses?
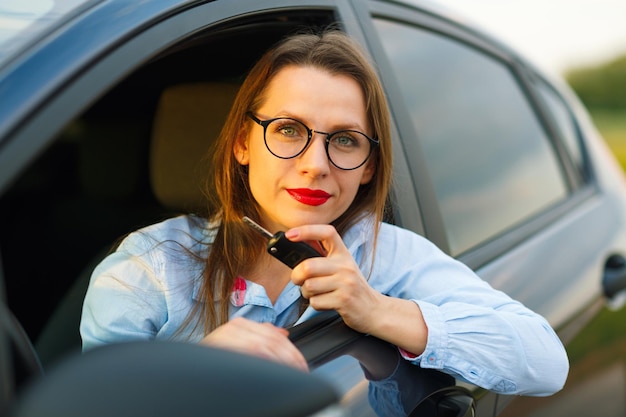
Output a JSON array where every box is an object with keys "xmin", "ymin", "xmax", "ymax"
[{"xmin": 246, "ymin": 112, "xmax": 378, "ymax": 170}]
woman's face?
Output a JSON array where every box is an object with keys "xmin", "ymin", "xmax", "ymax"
[{"xmin": 234, "ymin": 65, "xmax": 376, "ymax": 232}]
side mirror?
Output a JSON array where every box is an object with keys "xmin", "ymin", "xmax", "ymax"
[{"xmin": 9, "ymin": 341, "xmax": 341, "ymax": 417}]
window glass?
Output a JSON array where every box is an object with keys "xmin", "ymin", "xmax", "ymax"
[
  {"xmin": 374, "ymin": 18, "xmax": 568, "ymax": 255},
  {"xmin": 534, "ymin": 79, "xmax": 586, "ymax": 181},
  {"xmin": 0, "ymin": 0, "xmax": 89, "ymax": 63}
]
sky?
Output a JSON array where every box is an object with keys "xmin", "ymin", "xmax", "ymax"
[{"xmin": 432, "ymin": 0, "xmax": 626, "ymax": 77}]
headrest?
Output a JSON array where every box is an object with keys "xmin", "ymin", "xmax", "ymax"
[{"xmin": 150, "ymin": 82, "xmax": 240, "ymax": 211}]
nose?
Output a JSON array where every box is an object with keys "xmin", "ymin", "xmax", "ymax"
[{"xmin": 297, "ymin": 132, "xmax": 331, "ymax": 177}]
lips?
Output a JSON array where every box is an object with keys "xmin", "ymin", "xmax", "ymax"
[{"xmin": 286, "ymin": 188, "xmax": 331, "ymax": 206}]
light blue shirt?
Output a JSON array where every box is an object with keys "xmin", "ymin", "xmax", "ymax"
[{"xmin": 80, "ymin": 215, "xmax": 568, "ymax": 396}]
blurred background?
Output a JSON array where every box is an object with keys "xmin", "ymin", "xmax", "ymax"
[{"xmin": 436, "ymin": 0, "xmax": 626, "ymax": 170}]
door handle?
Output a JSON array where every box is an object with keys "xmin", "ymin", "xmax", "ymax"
[{"xmin": 603, "ymin": 254, "xmax": 626, "ymax": 302}]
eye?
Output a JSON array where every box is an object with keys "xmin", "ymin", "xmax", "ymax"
[
  {"xmin": 279, "ymin": 125, "xmax": 297, "ymax": 136},
  {"xmin": 272, "ymin": 119, "xmax": 307, "ymax": 139},
  {"xmin": 329, "ymin": 132, "xmax": 360, "ymax": 150}
]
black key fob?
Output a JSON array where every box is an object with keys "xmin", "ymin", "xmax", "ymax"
[
  {"xmin": 267, "ymin": 231, "xmax": 323, "ymax": 268},
  {"xmin": 243, "ymin": 216, "xmax": 323, "ymax": 268}
]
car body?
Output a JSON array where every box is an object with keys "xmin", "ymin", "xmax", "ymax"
[{"xmin": 2, "ymin": 0, "xmax": 626, "ymax": 416}]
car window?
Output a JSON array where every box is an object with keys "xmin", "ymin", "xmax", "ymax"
[
  {"xmin": 373, "ymin": 18, "xmax": 569, "ymax": 255},
  {"xmin": 0, "ymin": 0, "xmax": 91, "ymax": 64},
  {"xmin": 534, "ymin": 78, "xmax": 588, "ymax": 182}
]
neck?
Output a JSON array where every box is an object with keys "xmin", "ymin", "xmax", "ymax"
[{"xmin": 241, "ymin": 253, "xmax": 293, "ymax": 304}]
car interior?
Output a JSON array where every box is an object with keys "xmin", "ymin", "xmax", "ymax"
[{"xmin": 0, "ymin": 10, "xmax": 339, "ymax": 377}]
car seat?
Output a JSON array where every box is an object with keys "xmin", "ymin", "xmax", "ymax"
[{"xmin": 150, "ymin": 82, "xmax": 240, "ymax": 212}]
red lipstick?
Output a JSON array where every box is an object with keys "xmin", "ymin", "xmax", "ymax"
[{"xmin": 287, "ymin": 188, "xmax": 331, "ymax": 206}]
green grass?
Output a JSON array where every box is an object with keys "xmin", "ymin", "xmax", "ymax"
[
  {"xmin": 566, "ymin": 305, "xmax": 626, "ymax": 364},
  {"xmin": 589, "ymin": 109, "xmax": 626, "ymax": 170}
]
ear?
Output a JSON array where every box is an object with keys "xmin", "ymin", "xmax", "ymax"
[
  {"xmin": 233, "ymin": 131, "xmax": 250, "ymax": 165},
  {"xmin": 359, "ymin": 157, "xmax": 376, "ymax": 185}
]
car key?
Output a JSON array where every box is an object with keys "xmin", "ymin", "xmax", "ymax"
[{"xmin": 242, "ymin": 216, "xmax": 324, "ymax": 268}]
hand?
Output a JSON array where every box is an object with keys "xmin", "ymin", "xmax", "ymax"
[
  {"xmin": 286, "ymin": 224, "xmax": 383, "ymax": 334},
  {"xmin": 199, "ymin": 317, "xmax": 308, "ymax": 372},
  {"xmin": 287, "ymin": 225, "xmax": 428, "ymax": 356}
]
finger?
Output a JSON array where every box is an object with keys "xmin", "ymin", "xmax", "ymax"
[
  {"xmin": 201, "ymin": 319, "xmax": 308, "ymax": 372},
  {"xmin": 256, "ymin": 323, "xmax": 309, "ymax": 371},
  {"xmin": 290, "ymin": 256, "xmax": 336, "ymax": 286},
  {"xmin": 284, "ymin": 225, "xmax": 344, "ymax": 255},
  {"xmin": 298, "ymin": 269, "xmax": 344, "ymax": 297}
]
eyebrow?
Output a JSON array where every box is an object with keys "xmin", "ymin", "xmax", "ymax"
[{"xmin": 264, "ymin": 110, "xmax": 370, "ymax": 133}]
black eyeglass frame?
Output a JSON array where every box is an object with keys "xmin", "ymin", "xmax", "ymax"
[{"xmin": 246, "ymin": 112, "xmax": 379, "ymax": 170}]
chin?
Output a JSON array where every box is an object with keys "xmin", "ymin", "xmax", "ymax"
[{"xmin": 285, "ymin": 212, "xmax": 334, "ymax": 228}]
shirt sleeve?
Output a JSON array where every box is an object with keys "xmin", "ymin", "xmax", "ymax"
[
  {"xmin": 413, "ymin": 297, "xmax": 567, "ymax": 396},
  {"xmin": 368, "ymin": 224, "xmax": 569, "ymax": 396},
  {"xmin": 80, "ymin": 234, "xmax": 168, "ymax": 351}
]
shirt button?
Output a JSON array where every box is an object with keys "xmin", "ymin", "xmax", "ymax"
[{"xmin": 427, "ymin": 354, "xmax": 436, "ymax": 362}]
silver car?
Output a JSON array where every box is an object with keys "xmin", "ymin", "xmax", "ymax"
[{"xmin": 2, "ymin": 1, "xmax": 626, "ymax": 416}]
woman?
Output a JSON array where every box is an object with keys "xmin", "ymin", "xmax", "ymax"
[{"xmin": 81, "ymin": 30, "xmax": 568, "ymax": 398}]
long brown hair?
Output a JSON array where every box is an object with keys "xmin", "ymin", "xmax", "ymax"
[{"xmin": 194, "ymin": 29, "xmax": 393, "ymax": 333}]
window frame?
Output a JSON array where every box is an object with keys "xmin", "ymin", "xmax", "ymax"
[{"xmin": 526, "ymin": 69, "xmax": 594, "ymax": 184}]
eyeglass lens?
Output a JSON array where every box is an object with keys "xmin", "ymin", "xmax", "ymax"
[{"xmin": 264, "ymin": 118, "xmax": 373, "ymax": 170}]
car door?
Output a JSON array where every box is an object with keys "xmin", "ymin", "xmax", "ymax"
[{"xmin": 352, "ymin": 1, "xmax": 626, "ymax": 416}]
